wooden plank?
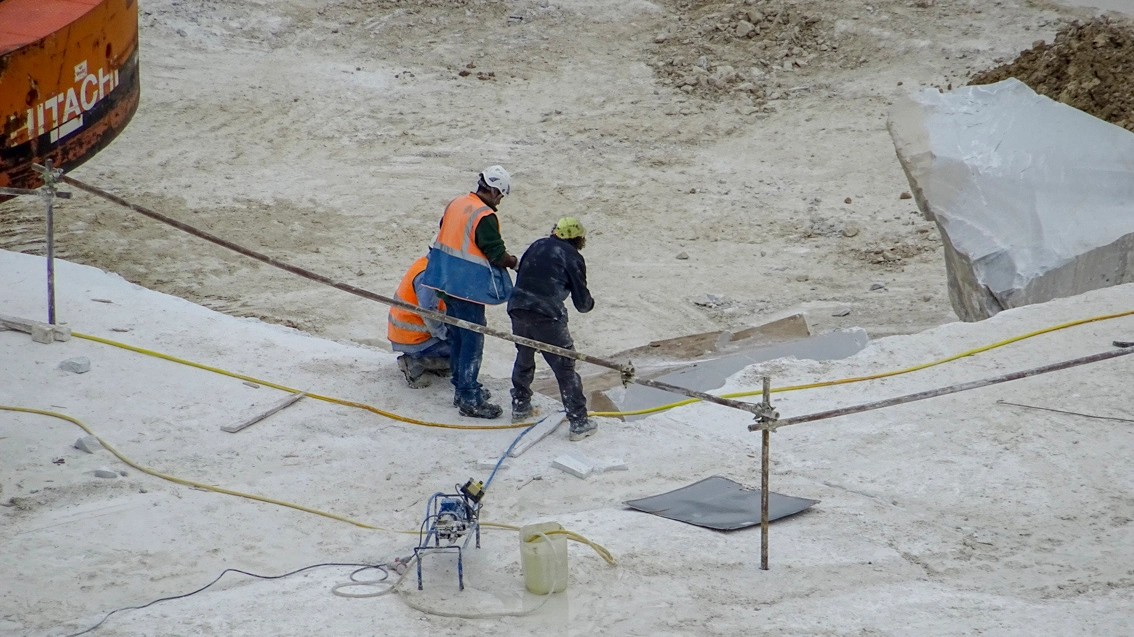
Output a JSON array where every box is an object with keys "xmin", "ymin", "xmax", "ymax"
[
  {"xmin": 509, "ymin": 412, "xmax": 566, "ymax": 457},
  {"xmin": 222, "ymin": 392, "xmax": 307, "ymax": 433}
]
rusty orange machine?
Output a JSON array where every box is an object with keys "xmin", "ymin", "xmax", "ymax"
[{"xmin": 1, "ymin": 0, "xmax": 139, "ymax": 193}]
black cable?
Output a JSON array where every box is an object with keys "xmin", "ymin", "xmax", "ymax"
[
  {"xmin": 349, "ymin": 565, "xmax": 391, "ymax": 584},
  {"xmin": 995, "ymin": 399, "xmax": 1134, "ymax": 423},
  {"xmin": 64, "ymin": 561, "xmax": 382, "ymax": 637}
]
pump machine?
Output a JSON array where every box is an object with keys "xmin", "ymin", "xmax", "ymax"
[{"xmin": 414, "ymin": 479, "xmax": 485, "ymax": 590}]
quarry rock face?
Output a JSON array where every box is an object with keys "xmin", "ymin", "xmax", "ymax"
[{"xmin": 888, "ymin": 78, "xmax": 1134, "ymax": 321}]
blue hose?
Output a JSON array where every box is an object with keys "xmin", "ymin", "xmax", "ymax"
[{"xmin": 483, "ymin": 412, "xmax": 560, "ymax": 492}]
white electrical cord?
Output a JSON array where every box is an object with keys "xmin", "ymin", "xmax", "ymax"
[{"xmin": 333, "ymin": 533, "xmax": 563, "ymax": 618}]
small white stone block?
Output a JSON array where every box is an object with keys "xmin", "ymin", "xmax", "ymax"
[
  {"xmin": 478, "ymin": 458, "xmax": 508, "ymax": 470},
  {"xmin": 552, "ymin": 450, "xmax": 596, "ymax": 479},
  {"xmin": 59, "ymin": 357, "xmax": 91, "ymax": 374},
  {"xmin": 74, "ymin": 435, "xmax": 102, "ymax": 453},
  {"xmin": 31, "ymin": 324, "xmax": 53, "ymax": 344},
  {"xmin": 94, "ymin": 467, "xmax": 118, "ymax": 479},
  {"xmin": 509, "ymin": 413, "xmax": 566, "ymax": 457},
  {"xmin": 53, "ymin": 326, "xmax": 72, "ymax": 342},
  {"xmin": 597, "ymin": 458, "xmax": 628, "ymax": 473}
]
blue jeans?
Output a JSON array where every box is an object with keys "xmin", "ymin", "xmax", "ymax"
[
  {"xmin": 445, "ymin": 296, "xmax": 487, "ymax": 406},
  {"xmin": 410, "ymin": 340, "xmax": 451, "ymax": 360}
]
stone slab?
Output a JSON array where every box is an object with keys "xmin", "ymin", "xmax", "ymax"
[
  {"xmin": 552, "ymin": 450, "xmax": 595, "ymax": 479},
  {"xmin": 889, "ymin": 78, "xmax": 1134, "ymax": 320}
]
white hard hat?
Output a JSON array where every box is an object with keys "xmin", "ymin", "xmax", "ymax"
[{"xmin": 479, "ymin": 165, "xmax": 511, "ymax": 196}]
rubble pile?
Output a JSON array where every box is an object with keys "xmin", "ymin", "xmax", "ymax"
[
  {"xmin": 971, "ymin": 17, "xmax": 1134, "ymax": 132},
  {"xmin": 649, "ymin": 0, "xmax": 839, "ymax": 101}
]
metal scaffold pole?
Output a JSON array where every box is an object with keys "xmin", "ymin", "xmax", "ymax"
[
  {"xmin": 751, "ymin": 376, "xmax": 779, "ymax": 571},
  {"xmin": 749, "ymin": 344, "xmax": 1134, "ymax": 431},
  {"xmin": 58, "ymin": 175, "xmax": 786, "ymax": 421},
  {"xmin": 0, "ymin": 160, "xmax": 71, "ymax": 325}
]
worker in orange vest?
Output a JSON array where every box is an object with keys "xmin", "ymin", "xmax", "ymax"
[
  {"xmin": 420, "ymin": 166, "xmax": 518, "ymax": 419},
  {"xmin": 388, "ymin": 255, "xmax": 450, "ymax": 388}
]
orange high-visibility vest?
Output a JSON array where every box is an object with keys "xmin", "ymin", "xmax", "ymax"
[
  {"xmin": 419, "ymin": 192, "xmax": 513, "ymax": 304},
  {"xmin": 387, "ymin": 256, "xmax": 445, "ymax": 345},
  {"xmin": 436, "ymin": 193, "xmax": 493, "ymax": 264}
]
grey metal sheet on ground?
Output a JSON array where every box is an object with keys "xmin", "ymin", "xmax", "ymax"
[
  {"xmin": 617, "ymin": 329, "xmax": 869, "ymax": 421},
  {"xmin": 625, "ymin": 475, "xmax": 819, "ymax": 531}
]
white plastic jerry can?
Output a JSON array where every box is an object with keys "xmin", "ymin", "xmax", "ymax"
[{"xmin": 519, "ymin": 521, "xmax": 569, "ymax": 594}]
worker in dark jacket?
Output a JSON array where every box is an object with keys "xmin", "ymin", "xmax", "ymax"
[{"xmin": 508, "ymin": 217, "xmax": 596, "ymax": 441}]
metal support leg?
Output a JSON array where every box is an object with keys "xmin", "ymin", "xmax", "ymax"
[
  {"xmin": 26, "ymin": 160, "xmax": 69, "ymax": 326},
  {"xmin": 761, "ymin": 427, "xmax": 770, "ymax": 571},
  {"xmin": 759, "ymin": 376, "xmax": 772, "ymax": 571},
  {"xmin": 46, "ymin": 189, "xmax": 55, "ymax": 325},
  {"xmin": 457, "ymin": 547, "xmax": 464, "ymax": 591},
  {"xmin": 416, "ymin": 549, "xmax": 424, "ymax": 590}
]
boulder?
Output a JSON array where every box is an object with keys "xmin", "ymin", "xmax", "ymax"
[{"xmin": 888, "ymin": 78, "xmax": 1134, "ymax": 321}]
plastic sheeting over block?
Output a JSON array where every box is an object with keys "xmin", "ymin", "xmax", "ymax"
[{"xmin": 888, "ymin": 78, "xmax": 1134, "ymax": 321}]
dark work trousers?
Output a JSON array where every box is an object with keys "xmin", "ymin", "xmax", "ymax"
[
  {"xmin": 445, "ymin": 296, "xmax": 487, "ymax": 406},
  {"xmin": 509, "ymin": 309, "xmax": 587, "ymax": 425}
]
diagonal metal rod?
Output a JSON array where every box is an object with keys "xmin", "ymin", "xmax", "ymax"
[
  {"xmin": 61, "ymin": 176, "xmax": 773, "ymax": 417},
  {"xmin": 750, "ymin": 345, "xmax": 1134, "ymax": 431},
  {"xmin": 995, "ymin": 400, "xmax": 1134, "ymax": 424},
  {"xmin": 0, "ymin": 187, "xmax": 41, "ymax": 197},
  {"xmin": 61, "ymin": 176, "xmax": 614, "ymax": 366}
]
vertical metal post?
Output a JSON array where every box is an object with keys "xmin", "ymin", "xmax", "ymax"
[
  {"xmin": 3, "ymin": 162, "xmax": 68, "ymax": 326},
  {"xmin": 760, "ymin": 375, "xmax": 771, "ymax": 571},
  {"xmin": 45, "ymin": 159, "xmax": 57, "ymax": 325}
]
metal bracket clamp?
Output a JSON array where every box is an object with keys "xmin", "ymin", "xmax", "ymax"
[
  {"xmin": 747, "ymin": 377, "xmax": 779, "ymax": 432},
  {"xmin": 620, "ymin": 361, "xmax": 636, "ymax": 386},
  {"xmin": 31, "ymin": 161, "xmax": 72, "ymax": 199},
  {"xmin": 750, "ymin": 402, "xmax": 780, "ymax": 432}
]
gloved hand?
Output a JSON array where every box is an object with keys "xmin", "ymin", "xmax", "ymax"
[{"xmin": 502, "ymin": 253, "xmax": 519, "ymax": 270}]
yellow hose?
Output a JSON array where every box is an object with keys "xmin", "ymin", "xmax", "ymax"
[
  {"xmin": 1, "ymin": 405, "xmax": 404, "ymax": 531},
  {"xmin": 6, "ymin": 310, "xmax": 1130, "ymax": 566},
  {"xmin": 590, "ymin": 309, "xmax": 1134, "ymax": 417},
  {"xmin": 0, "ymin": 406, "xmax": 616, "ymax": 563},
  {"xmin": 485, "ymin": 521, "xmax": 617, "ymax": 565},
  {"xmin": 71, "ymin": 310, "xmax": 1134, "ymax": 423},
  {"xmin": 73, "ymin": 332, "xmax": 532, "ymax": 431},
  {"xmin": 74, "ymin": 311, "xmax": 1133, "ymax": 424}
]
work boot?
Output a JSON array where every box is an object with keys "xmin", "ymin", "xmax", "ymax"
[
  {"xmin": 453, "ymin": 388, "xmax": 491, "ymax": 407},
  {"xmin": 458, "ymin": 400, "xmax": 503, "ymax": 419},
  {"xmin": 397, "ymin": 355, "xmax": 431, "ymax": 389},
  {"xmin": 511, "ymin": 399, "xmax": 536, "ymax": 422},
  {"xmin": 568, "ymin": 418, "xmax": 597, "ymax": 442},
  {"xmin": 422, "ymin": 357, "xmax": 451, "ymax": 377}
]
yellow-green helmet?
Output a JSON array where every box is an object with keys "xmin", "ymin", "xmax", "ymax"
[{"xmin": 553, "ymin": 217, "xmax": 585, "ymax": 240}]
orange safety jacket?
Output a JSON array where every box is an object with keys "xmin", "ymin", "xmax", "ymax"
[
  {"xmin": 387, "ymin": 256, "xmax": 445, "ymax": 346},
  {"xmin": 420, "ymin": 193, "xmax": 513, "ymax": 305}
]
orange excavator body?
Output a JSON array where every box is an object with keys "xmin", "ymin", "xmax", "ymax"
[{"xmin": 0, "ymin": 0, "xmax": 140, "ymax": 192}]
